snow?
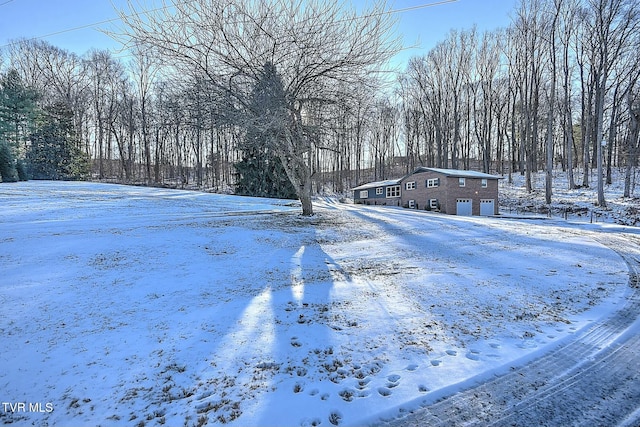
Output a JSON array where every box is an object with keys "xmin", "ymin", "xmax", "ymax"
[
  {"xmin": 0, "ymin": 180, "xmax": 633, "ymax": 426},
  {"xmin": 500, "ymin": 169, "xmax": 640, "ymax": 226}
]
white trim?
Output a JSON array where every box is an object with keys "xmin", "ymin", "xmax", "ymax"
[
  {"xmin": 386, "ymin": 185, "xmax": 401, "ymax": 198},
  {"xmin": 405, "ymin": 181, "xmax": 416, "ymax": 190},
  {"xmin": 359, "ymin": 190, "xmax": 369, "ymax": 199}
]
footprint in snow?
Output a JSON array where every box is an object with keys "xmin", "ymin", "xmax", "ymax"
[
  {"xmin": 489, "ymin": 342, "xmax": 501, "ymax": 349},
  {"xmin": 357, "ymin": 378, "xmax": 371, "ymax": 390},
  {"xmin": 300, "ymin": 417, "xmax": 322, "ymax": 427},
  {"xmin": 430, "ymin": 360, "xmax": 441, "ymax": 367},
  {"xmin": 446, "ymin": 349, "xmax": 458, "ymax": 356},
  {"xmin": 329, "ymin": 411, "xmax": 343, "ymax": 426},
  {"xmin": 406, "ymin": 364, "xmax": 419, "ymax": 371},
  {"xmin": 387, "ymin": 374, "xmax": 401, "ymax": 383},
  {"xmin": 338, "ymin": 389, "xmax": 355, "ymax": 402},
  {"xmin": 466, "ymin": 350, "xmax": 481, "ymax": 361},
  {"xmin": 378, "ymin": 387, "xmax": 392, "ymax": 397}
]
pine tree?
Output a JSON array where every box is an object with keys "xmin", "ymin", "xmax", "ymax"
[
  {"xmin": 234, "ymin": 62, "xmax": 297, "ymax": 200},
  {"xmin": 234, "ymin": 145, "xmax": 297, "ymax": 199},
  {"xmin": 15, "ymin": 159, "xmax": 28, "ymax": 181},
  {"xmin": 0, "ymin": 69, "xmax": 39, "ymax": 154},
  {"xmin": 0, "ymin": 142, "xmax": 17, "ymax": 183},
  {"xmin": 26, "ymin": 103, "xmax": 90, "ymax": 180}
]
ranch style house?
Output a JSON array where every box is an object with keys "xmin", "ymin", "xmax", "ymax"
[{"xmin": 352, "ymin": 167, "xmax": 503, "ymax": 216}]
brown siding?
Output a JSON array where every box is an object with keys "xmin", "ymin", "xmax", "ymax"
[{"xmin": 400, "ymin": 171, "xmax": 499, "ymax": 215}]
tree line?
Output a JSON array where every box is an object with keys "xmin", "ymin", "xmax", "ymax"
[{"xmin": 0, "ymin": 0, "xmax": 638, "ymax": 214}]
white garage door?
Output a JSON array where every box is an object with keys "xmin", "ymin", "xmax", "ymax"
[
  {"xmin": 480, "ymin": 199, "xmax": 495, "ymax": 216},
  {"xmin": 456, "ymin": 199, "xmax": 472, "ymax": 216}
]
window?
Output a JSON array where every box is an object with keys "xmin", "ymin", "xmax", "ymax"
[
  {"xmin": 359, "ymin": 190, "xmax": 369, "ymax": 199},
  {"xmin": 430, "ymin": 199, "xmax": 439, "ymax": 210},
  {"xmin": 405, "ymin": 181, "xmax": 416, "ymax": 190},
  {"xmin": 481, "ymin": 179, "xmax": 488, "ymax": 188},
  {"xmin": 459, "ymin": 177, "xmax": 466, "ymax": 187},
  {"xmin": 427, "ymin": 178, "xmax": 439, "ymax": 188},
  {"xmin": 408, "ymin": 200, "xmax": 415, "ymax": 208},
  {"xmin": 386, "ymin": 185, "xmax": 400, "ymax": 198},
  {"xmin": 376, "ymin": 187, "xmax": 383, "ymax": 195}
]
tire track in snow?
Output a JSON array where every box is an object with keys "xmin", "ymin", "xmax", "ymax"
[{"xmin": 376, "ymin": 231, "xmax": 640, "ymax": 427}]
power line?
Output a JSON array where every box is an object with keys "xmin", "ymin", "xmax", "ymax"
[
  {"xmin": 382, "ymin": 0, "xmax": 458, "ymax": 16},
  {"xmin": 0, "ymin": 1, "xmax": 187, "ymax": 50},
  {"xmin": 1, "ymin": 0, "xmax": 458, "ymax": 52}
]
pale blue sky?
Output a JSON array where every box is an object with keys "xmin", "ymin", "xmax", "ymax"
[{"xmin": 0, "ymin": 0, "xmax": 518, "ymax": 69}]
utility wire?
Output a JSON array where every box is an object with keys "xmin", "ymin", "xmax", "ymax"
[
  {"xmin": 1, "ymin": 0, "xmax": 458, "ymax": 51},
  {"xmin": 0, "ymin": 1, "xmax": 189, "ymax": 49}
]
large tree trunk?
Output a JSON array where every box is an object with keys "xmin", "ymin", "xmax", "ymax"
[{"xmin": 279, "ymin": 149, "xmax": 314, "ymax": 216}]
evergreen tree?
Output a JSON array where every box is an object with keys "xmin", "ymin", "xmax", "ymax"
[
  {"xmin": 0, "ymin": 69, "xmax": 39, "ymax": 154},
  {"xmin": 15, "ymin": 159, "xmax": 28, "ymax": 181},
  {"xmin": 26, "ymin": 103, "xmax": 90, "ymax": 180},
  {"xmin": 0, "ymin": 142, "xmax": 17, "ymax": 183},
  {"xmin": 234, "ymin": 62, "xmax": 297, "ymax": 199},
  {"xmin": 234, "ymin": 144, "xmax": 297, "ymax": 199}
]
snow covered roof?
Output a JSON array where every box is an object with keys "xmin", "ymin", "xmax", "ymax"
[
  {"xmin": 413, "ymin": 167, "xmax": 503, "ymax": 180},
  {"xmin": 351, "ymin": 168, "xmax": 502, "ymax": 192},
  {"xmin": 351, "ymin": 178, "xmax": 402, "ymax": 191}
]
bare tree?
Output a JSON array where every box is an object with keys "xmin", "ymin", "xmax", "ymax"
[
  {"xmin": 128, "ymin": 47, "xmax": 159, "ymax": 183},
  {"xmin": 472, "ymin": 30, "xmax": 502, "ymax": 174},
  {"xmin": 624, "ymin": 84, "xmax": 640, "ymax": 197},
  {"xmin": 115, "ymin": 0, "xmax": 399, "ymax": 215},
  {"xmin": 558, "ymin": 0, "xmax": 581, "ymax": 189},
  {"xmin": 544, "ymin": 0, "xmax": 562, "ymax": 204},
  {"xmin": 586, "ymin": 0, "xmax": 639, "ymax": 207}
]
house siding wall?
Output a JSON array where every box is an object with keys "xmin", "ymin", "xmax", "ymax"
[
  {"xmin": 354, "ymin": 185, "xmax": 402, "ymax": 206},
  {"xmin": 400, "ymin": 171, "xmax": 499, "ymax": 215}
]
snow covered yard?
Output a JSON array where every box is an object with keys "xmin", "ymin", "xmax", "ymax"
[{"xmin": 0, "ymin": 181, "xmax": 631, "ymax": 427}]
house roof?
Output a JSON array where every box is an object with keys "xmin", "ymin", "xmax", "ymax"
[
  {"xmin": 351, "ymin": 178, "xmax": 402, "ymax": 191},
  {"xmin": 412, "ymin": 167, "xmax": 503, "ymax": 180},
  {"xmin": 352, "ymin": 167, "xmax": 503, "ymax": 193}
]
